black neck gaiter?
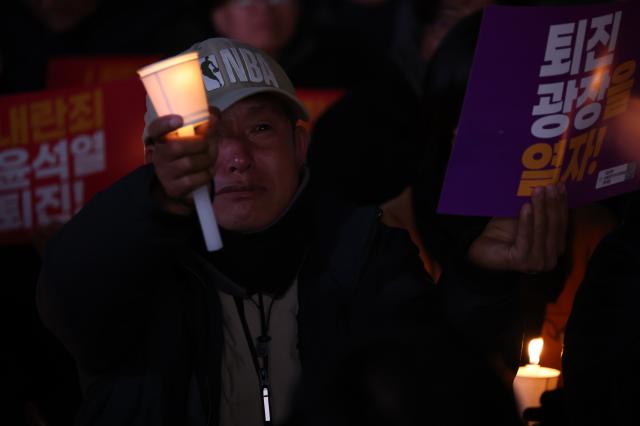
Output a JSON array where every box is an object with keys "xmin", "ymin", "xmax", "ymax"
[{"xmin": 207, "ymin": 180, "xmax": 313, "ymax": 297}]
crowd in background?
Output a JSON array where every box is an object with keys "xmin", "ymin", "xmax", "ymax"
[{"xmin": 2, "ymin": 0, "xmax": 638, "ymax": 425}]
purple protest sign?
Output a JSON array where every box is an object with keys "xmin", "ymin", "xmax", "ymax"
[{"xmin": 438, "ymin": 2, "xmax": 640, "ymax": 217}]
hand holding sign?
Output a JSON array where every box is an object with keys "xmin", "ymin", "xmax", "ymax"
[{"xmin": 467, "ymin": 183, "xmax": 569, "ymax": 273}]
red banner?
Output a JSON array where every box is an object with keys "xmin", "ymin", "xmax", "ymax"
[
  {"xmin": 1, "ymin": 55, "xmax": 345, "ymax": 243},
  {"xmin": 0, "ymin": 78, "xmax": 146, "ymax": 244},
  {"xmin": 296, "ymin": 89, "xmax": 344, "ymax": 131},
  {"xmin": 47, "ymin": 56, "xmax": 160, "ymax": 89},
  {"xmin": 46, "ymin": 56, "xmax": 344, "ymax": 130}
]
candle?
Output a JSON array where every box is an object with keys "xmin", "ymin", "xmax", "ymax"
[
  {"xmin": 513, "ymin": 338, "xmax": 561, "ymax": 417},
  {"xmin": 137, "ymin": 52, "xmax": 209, "ymax": 128},
  {"xmin": 138, "ymin": 53, "xmax": 222, "ymax": 251}
]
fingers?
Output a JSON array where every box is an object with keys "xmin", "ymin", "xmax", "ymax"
[
  {"xmin": 147, "ymin": 115, "xmax": 183, "ymax": 141},
  {"xmin": 154, "ymin": 148, "xmax": 212, "ymax": 199},
  {"xmin": 167, "ymin": 170, "xmax": 213, "ymax": 199},
  {"xmin": 518, "ymin": 183, "xmax": 568, "ymax": 273},
  {"xmin": 148, "ymin": 113, "xmax": 218, "ymax": 143},
  {"xmin": 530, "ymin": 186, "xmax": 547, "ymax": 270},
  {"xmin": 152, "ymin": 122, "xmax": 214, "ymax": 200},
  {"xmin": 167, "ymin": 152, "xmax": 212, "ymax": 180},
  {"xmin": 512, "ymin": 202, "xmax": 533, "ymax": 263},
  {"xmin": 155, "ymin": 137, "xmax": 209, "ymax": 161},
  {"xmin": 146, "ymin": 112, "xmax": 222, "ymax": 214},
  {"xmin": 543, "ymin": 183, "xmax": 569, "ymax": 267}
]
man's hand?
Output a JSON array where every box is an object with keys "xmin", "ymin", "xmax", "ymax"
[
  {"xmin": 146, "ymin": 108, "xmax": 220, "ymax": 215},
  {"xmin": 467, "ymin": 184, "xmax": 568, "ymax": 273}
]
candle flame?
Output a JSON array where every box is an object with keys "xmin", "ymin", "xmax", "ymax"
[
  {"xmin": 528, "ymin": 338, "xmax": 543, "ymax": 365},
  {"xmin": 176, "ymin": 124, "xmax": 196, "ymax": 137}
]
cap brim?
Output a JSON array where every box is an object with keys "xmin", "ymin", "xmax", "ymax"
[{"xmin": 209, "ymin": 86, "xmax": 309, "ymax": 121}]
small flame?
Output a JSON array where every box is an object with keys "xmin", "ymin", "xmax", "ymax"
[{"xmin": 528, "ymin": 338, "xmax": 544, "ymax": 365}]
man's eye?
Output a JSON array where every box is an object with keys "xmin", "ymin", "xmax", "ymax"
[{"xmin": 254, "ymin": 123, "xmax": 272, "ymax": 132}]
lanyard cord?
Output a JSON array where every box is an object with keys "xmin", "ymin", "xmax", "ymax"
[{"xmin": 233, "ymin": 294, "xmax": 274, "ymax": 426}]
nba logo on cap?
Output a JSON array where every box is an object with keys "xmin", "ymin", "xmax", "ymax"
[{"xmin": 200, "ymin": 55, "xmax": 224, "ymax": 91}]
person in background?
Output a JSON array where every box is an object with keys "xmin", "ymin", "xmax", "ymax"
[
  {"xmin": 1, "ymin": 0, "xmax": 209, "ymax": 94},
  {"xmin": 210, "ymin": 0, "xmax": 300, "ymax": 58},
  {"xmin": 308, "ymin": 0, "xmax": 488, "ymax": 208},
  {"xmin": 562, "ymin": 92, "xmax": 640, "ymax": 425},
  {"xmin": 562, "ymin": 189, "xmax": 640, "ymax": 426},
  {"xmin": 207, "ymin": 0, "xmax": 402, "ymax": 89},
  {"xmin": 309, "ymin": 3, "xmax": 534, "ymax": 376}
]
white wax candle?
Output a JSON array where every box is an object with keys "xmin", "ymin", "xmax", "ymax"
[
  {"xmin": 175, "ymin": 124, "xmax": 223, "ymax": 252},
  {"xmin": 513, "ymin": 364, "xmax": 560, "ymax": 416}
]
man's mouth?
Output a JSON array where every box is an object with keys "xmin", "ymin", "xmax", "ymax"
[{"xmin": 215, "ymin": 184, "xmax": 264, "ymax": 197}]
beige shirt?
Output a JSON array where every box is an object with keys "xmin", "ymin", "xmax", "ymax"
[{"xmin": 217, "ymin": 281, "xmax": 301, "ymax": 426}]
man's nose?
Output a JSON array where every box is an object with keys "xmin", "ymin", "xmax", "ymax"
[{"xmin": 218, "ymin": 137, "xmax": 252, "ymax": 173}]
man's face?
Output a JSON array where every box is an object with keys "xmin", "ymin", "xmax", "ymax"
[
  {"xmin": 28, "ymin": 0, "xmax": 99, "ymax": 33},
  {"xmin": 212, "ymin": 95, "xmax": 308, "ymax": 232},
  {"xmin": 212, "ymin": 0, "xmax": 299, "ymax": 56}
]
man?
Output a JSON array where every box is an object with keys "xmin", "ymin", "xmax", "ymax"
[
  {"xmin": 207, "ymin": 0, "xmax": 382, "ymax": 89},
  {"xmin": 210, "ymin": 0, "xmax": 300, "ymax": 58},
  {"xmin": 38, "ymin": 38, "xmax": 565, "ymax": 426}
]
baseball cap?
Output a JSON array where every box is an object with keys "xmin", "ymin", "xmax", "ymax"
[{"xmin": 143, "ymin": 38, "xmax": 308, "ymax": 140}]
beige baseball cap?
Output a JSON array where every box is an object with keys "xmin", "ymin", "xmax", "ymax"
[{"xmin": 143, "ymin": 37, "xmax": 308, "ymax": 140}]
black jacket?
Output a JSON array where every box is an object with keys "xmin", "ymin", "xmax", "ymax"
[
  {"xmin": 38, "ymin": 165, "xmax": 521, "ymax": 425},
  {"xmin": 563, "ymin": 195, "xmax": 640, "ymax": 426}
]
